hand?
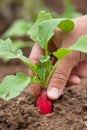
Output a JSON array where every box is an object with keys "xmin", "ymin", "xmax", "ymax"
[{"xmin": 29, "ymin": 15, "xmax": 87, "ymax": 100}]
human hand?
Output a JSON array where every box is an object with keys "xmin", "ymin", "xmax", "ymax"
[{"xmin": 29, "ymin": 15, "xmax": 87, "ymax": 100}]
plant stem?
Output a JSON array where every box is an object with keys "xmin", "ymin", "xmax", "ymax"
[
  {"xmin": 20, "ymin": 56, "xmax": 35, "ymax": 73},
  {"xmin": 19, "ymin": 56, "xmax": 40, "ymax": 82},
  {"xmin": 45, "ymin": 42, "xmax": 50, "ymax": 82},
  {"xmin": 44, "ymin": 60, "xmax": 59, "ymax": 89}
]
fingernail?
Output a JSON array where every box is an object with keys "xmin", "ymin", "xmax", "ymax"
[{"xmin": 47, "ymin": 88, "xmax": 59, "ymax": 100}]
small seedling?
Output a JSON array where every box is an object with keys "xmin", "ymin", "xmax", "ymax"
[
  {"xmin": 2, "ymin": 19, "xmax": 33, "ymax": 62},
  {"xmin": 0, "ymin": 11, "xmax": 87, "ymax": 114}
]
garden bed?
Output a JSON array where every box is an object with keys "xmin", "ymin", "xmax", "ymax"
[{"xmin": 0, "ymin": 61, "xmax": 87, "ymax": 130}]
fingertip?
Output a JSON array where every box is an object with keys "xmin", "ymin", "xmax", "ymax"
[
  {"xmin": 47, "ymin": 87, "xmax": 60, "ymax": 100},
  {"xmin": 31, "ymin": 84, "xmax": 41, "ymax": 96}
]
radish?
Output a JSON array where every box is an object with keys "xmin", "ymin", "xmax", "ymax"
[{"xmin": 36, "ymin": 91, "xmax": 53, "ymax": 114}]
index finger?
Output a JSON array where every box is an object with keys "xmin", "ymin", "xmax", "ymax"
[
  {"xmin": 29, "ymin": 43, "xmax": 44, "ymax": 64},
  {"xmin": 29, "ymin": 43, "xmax": 44, "ymax": 96}
]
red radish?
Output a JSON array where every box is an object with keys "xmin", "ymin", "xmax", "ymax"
[{"xmin": 36, "ymin": 91, "xmax": 53, "ymax": 114}]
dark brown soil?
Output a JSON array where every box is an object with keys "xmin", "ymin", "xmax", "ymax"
[{"xmin": 0, "ymin": 61, "xmax": 87, "ymax": 130}]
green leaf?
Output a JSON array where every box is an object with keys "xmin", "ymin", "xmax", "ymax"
[
  {"xmin": 38, "ymin": 18, "xmax": 74, "ymax": 48},
  {"xmin": 36, "ymin": 60, "xmax": 52, "ymax": 87},
  {"xmin": 53, "ymin": 35, "xmax": 87, "ymax": 60},
  {"xmin": 0, "ymin": 72, "xmax": 30, "ymax": 101},
  {"xmin": 28, "ymin": 10, "xmax": 74, "ymax": 49},
  {"xmin": 0, "ymin": 38, "xmax": 23, "ymax": 59},
  {"xmin": 39, "ymin": 55, "xmax": 50, "ymax": 63},
  {"xmin": 36, "ymin": 65, "xmax": 46, "ymax": 86},
  {"xmin": 58, "ymin": 19, "xmax": 74, "ymax": 33},
  {"xmin": 68, "ymin": 35, "xmax": 87, "ymax": 53},
  {"xmin": 0, "ymin": 38, "xmax": 37, "ymax": 73},
  {"xmin": 28, "ymin": 10, "xmax": 52, "ymax": 42},
  {"xmin": 53, "ymin": 48, "xmax": 71, "ymax": 60},
  {"xmin": 3, "ymin": 19, "xmax": 32, "ymax": 37}
]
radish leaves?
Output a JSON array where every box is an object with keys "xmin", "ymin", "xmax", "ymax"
[
  {"xmin": 0, "ymin": 72, "xmax": 30, "ymax": 101},
  {"xmin": 0, "ymin": 10, "xmax": 87, "ymax": 101}
]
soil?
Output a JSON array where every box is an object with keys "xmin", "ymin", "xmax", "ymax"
[{"xmin": 0, "ymin": 60, "xmax": 87, "ymax": 130}]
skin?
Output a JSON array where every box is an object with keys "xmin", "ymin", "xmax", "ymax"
[{"xmin": 29, "ymin": 15, "xmax": 87, "ymax": 100}]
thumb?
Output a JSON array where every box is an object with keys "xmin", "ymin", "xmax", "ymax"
[{"xmin": 47, "ymin": 51, "xmax": 79, "ymax": 100}]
